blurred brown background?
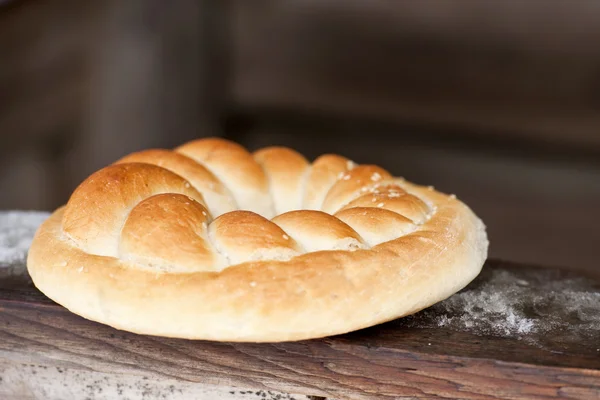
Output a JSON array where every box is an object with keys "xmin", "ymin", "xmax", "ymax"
[{"xmin": 1, "ymin": 0, "xmax": 599, "ymax": 277}]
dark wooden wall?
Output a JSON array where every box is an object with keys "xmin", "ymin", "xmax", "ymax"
[
  {"xmin": 1, "ymin": 0, "xmax": 599, "ymax": 277},
  {"xmin": 0, "ymin": 0, "xmax": 220, "ymax": 209},
  {"xmin": 229, "ymin": 1, "xmax": 600, "ymax": 150}
]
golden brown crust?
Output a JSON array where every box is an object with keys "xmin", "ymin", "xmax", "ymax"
[
  {"xmin": 209, "ymin": 211, "xmax": 301, "ymax": 265},
  {"xmin": 253, "ymin": 147, "xmax": 310, "ymax": 214},
  {"xmin": 175, "ymin": 138, "xmax": 274, "ymax": 217},
  {"xmin": 340, "ymin": 189, "xmax": 430, "ymax": 224},
  {"xmin": 272, "ymin": 210, "xmax": 366, "ymax": 252},
  {"xmin": 321, "ymin": 165, "xmax": 392, "ymax": 213},
  {"xmin": 120, "ymin": 194, "xmax": 220, "ymax": 272},
  {"xmin": 116, "ymin": 149, "xmax": 237, "ymax": 217},
  {"xmin": 62, "ymin": 163, "xmax": 205, "ymax": 256},
  {"xmin": 335, "ymin": 207, "xmax": 416, "ymax": 246},
  {"xmin": 27, "ymin": 137, "xmax": 488, "ymax": 342},
  {"xmin": 303, "ymin": 154, "xmax": 352, "ymax": 210}
]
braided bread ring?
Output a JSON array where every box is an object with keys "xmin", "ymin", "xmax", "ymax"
[{"xmin": 27, "ymin": 137, "xmax": 488, "ymax": 342}]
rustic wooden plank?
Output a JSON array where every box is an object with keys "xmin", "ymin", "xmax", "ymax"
[
  {"xmin": 0, "ymin": 260, "xmax": 598, "ymax": 399},
  {"xmin": 0, "ymin": 361, "xmax": 318, "ymax": 400}
]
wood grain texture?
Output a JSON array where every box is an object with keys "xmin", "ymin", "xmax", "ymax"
[
  {"xmin": 0, "ymin": 361, "xmax": 318, "ymax": 400},
  {"xmin": 0, "ymin": 260, "xmax": 598, "ymax": 399}
]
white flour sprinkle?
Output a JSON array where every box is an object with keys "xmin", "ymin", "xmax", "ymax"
[
  {"xmin": 0, "ymin": 211, "xmax": 49, "ymax": 268},
  {"xmin": 403, "ymin": 269, "xmax": 600, "ymax": 343}
]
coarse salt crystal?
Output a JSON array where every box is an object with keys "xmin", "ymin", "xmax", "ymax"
[
  {"xmin": 377, "ymin": 203, "xmax": 385, "ymax": 208},
  {"xmin": 282, "ymin": 234, "xmax": 289, "ymax": 240},
  {"xmin": 371, "ymin": 172, "xmax": 382, "ymax": 181}
]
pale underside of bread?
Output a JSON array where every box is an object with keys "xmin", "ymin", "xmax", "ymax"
[{"xmin": 27, "ymin": 138, "xmax": 488, "ymax": 342}]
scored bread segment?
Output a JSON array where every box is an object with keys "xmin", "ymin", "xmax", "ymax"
[
  {"xmin": 120, "ymin": 193, "xmax": 224, "ymax": 272},
  {"xmin": 302, "ymin": 154, "xmax": 354, "ymax": 210},
  {"xmin": 272, "ymin": 210, "xmax": 367, "ymax": 252},
  {"xmin": 208, "ymin": 211, "xmax": 301, "ymax": 265},
  {"xmin": 321, "ymin": 165, "xmax": 392, "ymax": 214},
  {"xmin": 116, "ymin": 149, "xmax": 237, "ymax": 217},
  {"xmin": 340, "ymin": 185, "xmax": 431, "ymax": 224},
  {"xmin": 335, "ymin": 207, "xmax": 416, "ymax": 246},
  {"xmin": 253, "ymin": 147, "xmax": 311, "ymax": 215},
  {"xmin": 62, "ymin": 163, "xmax": 205, "ymax": 257},
  {"xmin": 176, "ymin": 138, "xmax": 275, "ymax": 218}
]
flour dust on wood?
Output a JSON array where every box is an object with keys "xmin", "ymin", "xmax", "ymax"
[
  {"xmin": 0, "ymin": 211, "xmax": 49, "ymax": 283},
  {"xmin": 404, "ymin": 267, "xmax": 600, "ymax": 347}
]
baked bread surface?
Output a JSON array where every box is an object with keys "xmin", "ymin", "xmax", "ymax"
[{"xmin": 27, "ymin": 138, "xmax": 488, "ymax": 342}]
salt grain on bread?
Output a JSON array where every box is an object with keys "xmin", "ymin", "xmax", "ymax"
[{"xmin": 27, "ymin": 137, "xmax": 488, "ymax": 342}]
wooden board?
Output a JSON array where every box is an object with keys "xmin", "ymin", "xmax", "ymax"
[{"xmin": 0, "ymin": 259, "xmax": 598, "ymax": 399}]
